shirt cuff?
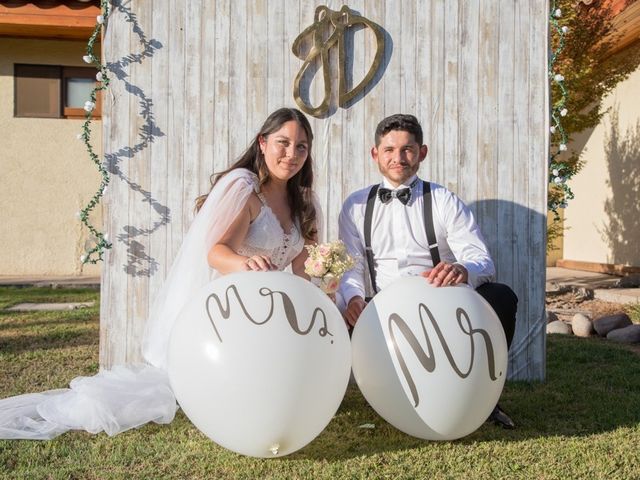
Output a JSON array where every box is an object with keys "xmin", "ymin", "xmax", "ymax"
[
  {"xmin": 340, "ymin": 284, "xmax": 365, "ymax": 307},
  {"xmin": 456, "ymin": 261, "xmax": 492, "ymax": 289}
]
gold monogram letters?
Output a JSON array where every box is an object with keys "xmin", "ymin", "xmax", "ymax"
[{"xmin": 292, "ymin": 5, "xmax": 385, "ymax": 117}]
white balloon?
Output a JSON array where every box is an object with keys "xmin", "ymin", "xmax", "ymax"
[
  {"xmin": 351, "ymin": 277, "xmax": 508, "ymax": 440},
  {"xmin": 168, "ymin": 271, "xmax": 351, "ymax": 457}
]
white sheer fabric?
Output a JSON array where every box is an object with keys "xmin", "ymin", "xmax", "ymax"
[
  {"xmin": 142, "ymin": 169, "xmax": 259, "ymax": 370},
  {"xmin": 0, "ymin": 366, "xmax": 176, "ymax": 439},
  {"xmin": 0, "ymin": 168, "xmax": 316, "ymax": 440}
]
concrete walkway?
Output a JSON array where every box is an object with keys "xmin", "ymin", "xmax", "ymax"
[
  {"xmin": 1, "ymin": 268, "xmax": 638, "ymax": 304},
  {"xmin": 0, "ymin": 275, "xmax": 100, "ymax": 289},
  {"xmin": 6, "ymin": 302, "xmax": 96, "ymax": 311},
  {"xmin": 547, "ymin": 267, "xmax": 640, "ymax": 304}
]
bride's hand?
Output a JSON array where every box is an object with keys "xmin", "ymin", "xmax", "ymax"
[{"xmin": 244, "ymin": 255, "xmax": 275, "ymax": 271}]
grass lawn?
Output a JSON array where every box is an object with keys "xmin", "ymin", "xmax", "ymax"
[{"xmin": 1, "ymin": 287, "xmax": 639, "ymax": 479}]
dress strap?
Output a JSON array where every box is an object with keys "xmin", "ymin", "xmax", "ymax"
[{"xmin": 255, "ymin": 191, "xmax": 267, "ymax": 205}]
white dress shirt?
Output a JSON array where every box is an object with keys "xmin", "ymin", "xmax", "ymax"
[{"xmin": 338, "ymin": 175, "xmax": 495, "ymax": 305}]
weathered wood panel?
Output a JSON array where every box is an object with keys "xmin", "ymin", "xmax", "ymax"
[
  {"xmin": 148, "ymin": 0, "xmax": 170, "ymax": 334},
  {"xmin": 101, "ymin": 0, "xmax": 549, "ymax": 381},
  {"xmin": 100, "ymin": 0, "xmax": 130, "ymax": 368}
]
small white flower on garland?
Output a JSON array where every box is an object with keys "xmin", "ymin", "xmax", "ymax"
[
  {"xmin": 78, "ymin": 0, "xmax": 112, "ymax": 265},
  {"xmin": 548, "ymin": 0, "xmax": 574, "ymax": 215}
]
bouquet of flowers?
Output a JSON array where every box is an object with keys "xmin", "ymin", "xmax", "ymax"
[{"xmin": 304, "ymin": 240, "xmax": 356, "ymax": 294}]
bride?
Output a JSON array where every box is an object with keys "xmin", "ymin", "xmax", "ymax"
[{"xmin": 0, "ymin": 107, "xmax": 321, "ymax": 439}]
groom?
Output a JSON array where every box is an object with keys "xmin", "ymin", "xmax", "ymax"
[{"xmin": 337, "ymin": 114, "xmax": 518, "ymax": 429}]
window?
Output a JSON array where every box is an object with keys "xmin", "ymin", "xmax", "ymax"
[{"xmin": 14, "ymin": 64, "xmax": 101, "ymax": 119}]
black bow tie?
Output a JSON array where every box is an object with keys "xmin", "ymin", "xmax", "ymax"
[{"xmin": 378, "ymin": 187, "xmax": 411, "ymax": 205}]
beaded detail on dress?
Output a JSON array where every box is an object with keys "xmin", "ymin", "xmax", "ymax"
[{"xmin": 236, "ymin": 191, "xmax": 304, "ymax": 271}]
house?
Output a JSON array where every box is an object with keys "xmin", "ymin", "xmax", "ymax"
[
  {"xmin": 0, "ymin": 0, "xmax": 102, "ymax": 278},
  {"xmin": 551, "ymin": 0, "xmax": 640, "ymax": 275}
]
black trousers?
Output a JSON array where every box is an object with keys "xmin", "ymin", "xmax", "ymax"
[{"xmin": 475, "ymin": 282, "xmax": 518, "ymax": 349}]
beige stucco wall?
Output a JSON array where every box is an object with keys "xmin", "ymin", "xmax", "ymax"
[
  {"xmin": 546, "ymin": 210, "xmax": 564, "ymax": 267},
  {"xmin": 562, "ymin": 61, "xmax": 640, "ymax": 267},
  {"xmin": 0, "ymin": 38, "xmax": 102, "ymax": 276}
]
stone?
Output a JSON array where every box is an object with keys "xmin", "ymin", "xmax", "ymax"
[
  {"xmin": 546, "ymin": 282, "xmax": 571, "ymax": 295},
  {"xmin": 593, "ymin": 313, "xmax": 632, "ymax": 337},
  {"xmin": 615, "ymin": 274, "xmax": 640, "ymax": 288},
  {"xmin": 571, "ymin": 313, "xmax": 593, "ymax": 337},
  {"xmin": 573, "ymin": 287, "xmax": 594, "ymax": 302},
  {"xmin": 606, "ymin": 325, "xmax": 640, "ymax": 344},
  {"xmin": 547, "ymin": 320, "xmax": 572, "ymax": 335},
  {"xmin": 546, "ymin": 311, "xmax": 559, "ymax": 323}
]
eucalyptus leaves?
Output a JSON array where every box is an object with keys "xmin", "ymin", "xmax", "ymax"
[{"xmin": 78, "ymin": 1, "xmax": 112, "ymax": 264}]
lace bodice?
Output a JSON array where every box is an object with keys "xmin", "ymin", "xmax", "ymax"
[{"xmin": 236, "ymin": 192, "xmax": 305, "ymax": 271}]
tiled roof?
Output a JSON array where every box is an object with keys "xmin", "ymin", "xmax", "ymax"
[{"xmin": 0, "ymin": 1, "xmax": 100, "ymax": 41}]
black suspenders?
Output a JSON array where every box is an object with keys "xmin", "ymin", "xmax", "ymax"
[
  {"xmin": 364, "ymin": 185, "xmax": 380, "ymax": 295},
  {"xmin": 422, "ymin": 181, "xmax": 442, "ymax": 267},
  {"xmin": 363, "ymin": 181, "xmax": 441, "ymax": 296}
]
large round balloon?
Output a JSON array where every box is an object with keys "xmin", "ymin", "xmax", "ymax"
[
  {"xmin": 168, "ymin": 271, "xmax": 351, "ymax": 457},
  {"xmin": 351, "ymin": 277, "xmax": 508, "ymax": 440}
]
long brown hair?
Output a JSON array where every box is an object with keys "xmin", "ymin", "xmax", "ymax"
[{"xmin": 195, "ymin": 108, "xmax": 317, "ymax": 240}]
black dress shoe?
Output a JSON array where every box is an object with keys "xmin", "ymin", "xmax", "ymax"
[{"xmin": 487, "ymin": 404, "xmax": 516, "ymax": 429}]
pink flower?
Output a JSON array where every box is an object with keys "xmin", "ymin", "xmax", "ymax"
[
  {"xmin": 314, "ymin": 260, "xmax": 328, "ymax": 275},
  {"xmin": 305, "ymin": 258, "xmax": 328, "ymax": 277},
  {"xmin": 321, "ymin": 274, "xmax": 340, "ymax": 294},
  {"xmin": 318, "ymin": 244, "xmax": 331, "ymax": 257}
]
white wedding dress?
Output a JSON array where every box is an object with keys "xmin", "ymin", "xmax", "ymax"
[
  {"xmin": 0, "ymin": 169, "xmax": 310, "ymax": 440},
  {"xmin": 236, "ymin": 190, "xmax": 305, "ymax": 271}
]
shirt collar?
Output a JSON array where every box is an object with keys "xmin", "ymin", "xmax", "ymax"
[{"xmin": 381, "ymin": 174, "xmax": 419, "ymax": 190}]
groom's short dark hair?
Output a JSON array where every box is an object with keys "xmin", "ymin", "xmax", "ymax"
[{"xmin": 374, "ymin": 114, "xmax": 423, "ymax": 146}]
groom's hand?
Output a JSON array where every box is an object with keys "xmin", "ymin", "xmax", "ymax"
[
  {"xmin": 344, "ymin": 296, "xmax": 366, "ymax": 327},
  {"xmin": 422, "ymin": 262, "xmax": 468, "ymax": 287}
]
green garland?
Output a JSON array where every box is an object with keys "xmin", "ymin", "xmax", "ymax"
[
  {"xmin": 79, "ymin": 0, "xmax": 111, "ymax": 264},
  {"xmin": 548, "ymin": 0, "xmax": 572, "ymax": 214}
]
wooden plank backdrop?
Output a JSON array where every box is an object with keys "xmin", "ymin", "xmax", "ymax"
[{"xmin": 101, "ymin": 0, "xmax": 549, "ymax": 381}]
